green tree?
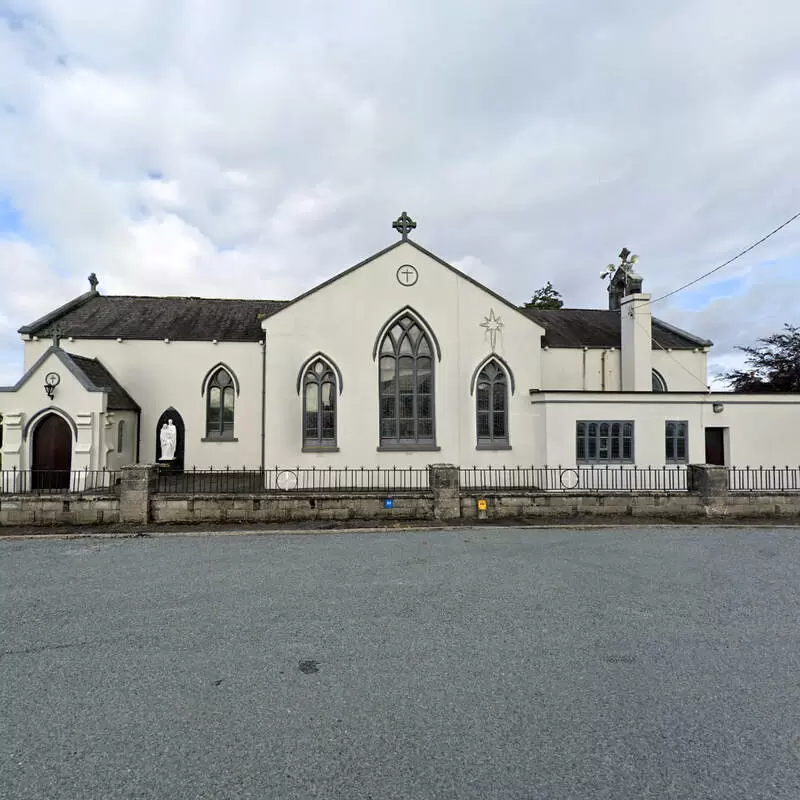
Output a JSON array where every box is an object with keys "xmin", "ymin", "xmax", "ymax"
[
  {"xmin": 523, "ymin": 281, "xmax": 564, "ymax": 310},
  {"xmin": 721, "ymin": 324, "xmax": 800, "ymax": 392}
]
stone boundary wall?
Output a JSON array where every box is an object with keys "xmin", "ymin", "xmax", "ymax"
[
  {"xmin": 3, "ymin": 490, "xmax": 800, "ymax": 527},
  {"xmin": 0, "ymin": 494, "xmax": 120, "ymax": 526},
  {"xmin": 151, "ymin": 493, "xmax": 435, "ymax": 525},
  {"xmin": 3, "ymin": 464, "xmax": 800, "ymax": 527},
  {"xmin": 459, "ymin": 492, "xmax": 800, "ymax": 520}
]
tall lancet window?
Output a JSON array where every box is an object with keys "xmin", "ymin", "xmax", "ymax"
[
  {"xmin": 303, "ymin": 359, "xmax": 337, "ymax": 449},
  {"xmin": 206, "ymin": 368, "xmax": 235, "ymax": 439},
  {"xmin": 378, "ymin": 314, "xmax": 435, "ymax": 447},
  {"xmin": 476, "ymin": 360, "xmax": 509, "ymax": 448}
]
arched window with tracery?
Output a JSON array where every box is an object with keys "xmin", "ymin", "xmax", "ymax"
[
  {"xmin": 378, "ymin": 314, "xmax": 435, "ymax": 448},
  {"xmin": 652, "ymin": 369, "xmax": 668, "ymax": 392},
  {"xmin": 476, "ymin": 360, "xmax": 509, "ymax": 448},
  {"xmin": 206, "ymin": 368, "xmax": 235, "ymax": 439},
  {"xmin": 303, "ymin": 359, "xmax": 337, "ymax": 449}
]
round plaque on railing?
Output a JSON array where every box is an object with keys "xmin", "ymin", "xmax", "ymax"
[
  {"xmin": 276, "ymin": 470, "xmax": 298, "ymax": 491},
  {"xmin": 559, "ymin": 468, "xmax": 580, "ymax": 490}
]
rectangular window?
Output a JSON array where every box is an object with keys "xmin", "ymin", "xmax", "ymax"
[
  {"xmin": 576, "ymin": 420, "xmax": 635, "ymax": 463},
  {"xmin": 665, "ymin": 421, "xmax": 688, "ymax": 463}
]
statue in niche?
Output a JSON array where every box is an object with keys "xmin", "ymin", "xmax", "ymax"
[{"xmin": 159, "ymin": 419, "xmax": 177, "ymax": 461}]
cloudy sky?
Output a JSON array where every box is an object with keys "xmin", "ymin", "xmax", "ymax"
[{"xmin": 1, "ymin": 0, "xmax": 798, "ymax": 387}]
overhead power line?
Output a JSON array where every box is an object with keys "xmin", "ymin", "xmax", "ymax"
[{"xmin": 648, "ymin": 209, "xmax": 800, "ymax": 306}]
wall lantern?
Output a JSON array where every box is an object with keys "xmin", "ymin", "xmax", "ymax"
[
  {"xmin": 44, "ymin": 371, "xmax": 60, "ymax": 400},
  {"xmin": 712, "ymin": 402, "xmax": 724, "ymax": 413}
]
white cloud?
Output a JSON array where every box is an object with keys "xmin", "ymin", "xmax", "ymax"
[{"xmin": 0, "ymin": 0, "xmax": 799, "ymax": 380}]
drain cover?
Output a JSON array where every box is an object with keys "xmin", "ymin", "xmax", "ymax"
[{"xmin": 298, "ymin": 659, "xmax": 319, "ymax": 674}]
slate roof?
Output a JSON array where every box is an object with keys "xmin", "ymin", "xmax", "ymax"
[
  {"xmin": 520, "ymin": 308, "xmax": 712, "ymax": 350},
  {"xmin": 65, "ymin": 353, "xmax": 140, "ymax": 411},
  {"xmin": 19, "ymin": 294, "xmax": 712, "ymax": 350},
  {"xmin": 19, "ymin": 296, "xmax": 288, "ymax": 342}
]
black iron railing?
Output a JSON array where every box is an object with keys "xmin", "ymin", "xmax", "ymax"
[
  {"xmin": 727, "ymin": 466, "xmax": 800, "ymax": 492},
  {"xmin": 0, "ymin": 468, "xmax": 120, "ymax": 494},
  {"xmin": 460, "ymin": 465, "xmax": 689, "ymax": 492},
  {"xmin": 155, "ymin": 466, "xmax": 431, "ymax": 494}
]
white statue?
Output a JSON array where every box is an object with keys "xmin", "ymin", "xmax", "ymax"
[{"xmin": 159, "ymin": 419, "xmax": 177, "ymax": 461}]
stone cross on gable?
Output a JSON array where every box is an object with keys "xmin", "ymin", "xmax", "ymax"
[
  {"xmin": 392, "ymin": 211, "xmax": 417, "ymax": 240},
  {"xmin": 49, "ymin": 324, "xmax": 63, "ymax": 349},
  {"xmin": 88, "ymin": 272, "xmax": 99, "ymax": 291}
]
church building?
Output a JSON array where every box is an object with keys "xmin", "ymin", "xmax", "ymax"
[{"xmin": 2, "ymin": 213, "xmax": 798, "ymax": 485}]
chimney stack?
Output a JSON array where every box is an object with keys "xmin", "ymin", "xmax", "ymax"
[{"xmin": 604, "ymin": 248, "xmax": 652, "ymax": 391}]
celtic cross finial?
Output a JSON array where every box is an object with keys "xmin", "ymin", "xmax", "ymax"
[
  {"xmin": 88, "ymin": 272, "xmax": 99, "ymax": 292},
  {"xmin": 50, "ymin": 324, "xmax": 63, "ymax": 349},
  {"xmin": 392, "ymin": 211, "xmax": 417, "ymax": 240}
]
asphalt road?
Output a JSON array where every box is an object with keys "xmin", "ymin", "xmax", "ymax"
[{"xmin": 2, "ymin": 526, "xmax": 800, "ymax": 800}]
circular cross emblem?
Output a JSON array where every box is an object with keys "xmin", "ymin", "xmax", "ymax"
[{"xmin": 396, "ymin": 264, "xmax": 419, "ymax": 287}]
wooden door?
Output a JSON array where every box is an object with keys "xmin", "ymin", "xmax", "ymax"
[
  {"xmin": 32, "ymin": 413, "xmax": 72, "ymax": 490},
  {"xmin": 704, "ymin": 427, "xmax": 725, "ymax": 466}
]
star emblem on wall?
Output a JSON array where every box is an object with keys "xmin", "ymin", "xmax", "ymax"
[{"xmin": 480, "ymin": 309, "xmax": 504, "ymax": 351}]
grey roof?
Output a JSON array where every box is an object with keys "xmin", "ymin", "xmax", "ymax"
[
  {"xmin": 520, "ymin": 308, "xmax": 713, "ymax": 350},
  {"xmin": 19, "ymin": 295, "xmax": 288, "ymax": 341},
  {"xmin": 16, "ymin": 237, "xmax": 711, "ymax": 351},
  {"xmin": 0, "ymin": 347, "xmax": 139, "ymax": 411},
  {"xmin": 17, "ymin": 237, "xmax": 542, "ymax": 342}
]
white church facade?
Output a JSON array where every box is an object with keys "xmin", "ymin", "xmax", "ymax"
[{"xmin": 2, "ymin": 213, "xmax": 799, "ymax": 486}]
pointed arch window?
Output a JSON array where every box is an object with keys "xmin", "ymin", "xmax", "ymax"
[
  {"xmin": 476, "ymin": 360, "xmax": 509, "ymax": 448},
  {"xmin": 206, "ymin": 368, "xmax": 235, "ymax": 439},
  {"xmin": 303, "ymin": 359, "xmax": 337, "ymax": 449},
  {"xmin": 378, "ymin": 314, "xmax": 435, "ymax": 448},
  {"xmin": 652, "ymin": 369, "xmax": 667, "ymax": 392},
  {"xmin": 117, "ymin": 420, "xmax": 125, "ymax": 453}
]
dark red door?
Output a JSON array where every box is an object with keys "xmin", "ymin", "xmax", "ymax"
[{"xmin": 32, "ymin": 414, "xmax": 72, "ymax": 490}]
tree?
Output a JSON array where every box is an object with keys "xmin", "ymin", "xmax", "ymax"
[
  {"xmin": 721, "ymin": 324, "xmax": 800, "ymax": 392},
  {"xmin": 523, "ymin": 281, "xmax": 564, "ymax": 309}
]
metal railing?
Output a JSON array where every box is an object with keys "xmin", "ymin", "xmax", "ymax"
[
  {"xmin": 0, "ymin": 468, "xmax": 120, "ymax": 495},
  {"xmin": 460, "ymin": 465, "xmax": 689, "ymax": 492},
  {"xmin": 155, "ymin": 466, "xmax": 431, "ymax": 494},
  {"xmin": 727, "ymin": 466, "xmax": 800, "ymax": 492},
  {"xmin": 6, "ymin": 464, "xmax": 800, "ymax": 497}
]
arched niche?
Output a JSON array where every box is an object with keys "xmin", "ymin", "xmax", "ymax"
[{"xmin": 155, "ymin": 407, "xmax": 185, "ymax": 473}]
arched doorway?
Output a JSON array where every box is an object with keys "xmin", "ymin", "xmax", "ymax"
[
  {"xmin": 155, "ymin": 408, "xmax": 185, "ymax": 473},
  {"xmin": 32, "ymin": 413, "xmax": 72, "ymax": 490}
]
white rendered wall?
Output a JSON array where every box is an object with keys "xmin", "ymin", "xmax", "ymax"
[
  {"xmin": 263, "ymin": 241, "xmax": 546, "ymax": 468},
  {"xmin": 541, "ymin": 347, "xmax": 708, "ymax": 392},
  {"xmin": 534, "ymin": 392, "xmax": 800, "ymax": 467},
  {"xmin": 104, "ymin": 411, "xmax": 138, "ymax": 471},
  {"xmin": 21, "ymin": 339, "xmax": 264, "ymax": 468},
  {"xmin": 0, "ymin": 350, "xmax": 106, "ymax": 472}
]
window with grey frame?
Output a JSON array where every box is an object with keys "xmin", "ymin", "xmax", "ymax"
[
  {"xmin": 378, "ymin": 315, "xmax": 434, "ymax": 447},
  {"xmin": 206, "ymin": 368, "xmax": 235, "ymax": 439},
  {"xmin": 576, "ymin": 421, "xmax": 634, "ymax": 462},
  {"xmin": 665, "ymin": 421, "xmax": 688, "ymax": 462},
  {"xmin": 476, "ymin": 359, "xmax": 508, "ymax": 448},
  {"xmin": 303, "ymin": 359, "xmax": 337, "ymax": 449},
  {"xmin": 117, "ymin": 420, "xmax": 125, "ymax": 453}
]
